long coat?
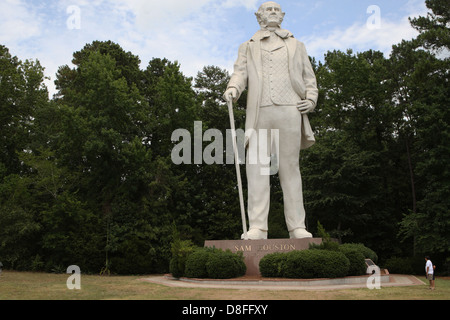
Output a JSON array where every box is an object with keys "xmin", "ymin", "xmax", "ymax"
[{"xmin": 227, "ymin": 29, "xmax": 319, "ymax": 150}]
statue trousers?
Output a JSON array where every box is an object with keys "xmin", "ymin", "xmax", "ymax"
[{"xmin": 246, "ymin": 105, "xmax": 307, "ymax": 232}]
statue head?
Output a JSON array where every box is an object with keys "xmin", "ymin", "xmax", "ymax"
[{"xmin": 255, "ymin": 1, "xmax": 285, "ymax": 29}]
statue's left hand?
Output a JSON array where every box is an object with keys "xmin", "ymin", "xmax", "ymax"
[{"xmin": 297, "ymin": 100, "xmax": 315, "ymax": 114}]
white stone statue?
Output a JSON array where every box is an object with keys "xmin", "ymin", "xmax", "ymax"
[{"xmin": 224, "ymin": 1, "xmax": 318, "ymax": 240}]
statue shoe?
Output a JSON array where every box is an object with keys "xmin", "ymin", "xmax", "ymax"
[
  {"xmin": 289, "ymin": 228, "xmax": 313, "ymax": 239},
  {"xmin": 241, "ymin": 229, "xmax": 268, "ymax": 240}
]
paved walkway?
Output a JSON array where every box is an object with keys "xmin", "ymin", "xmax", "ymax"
[{"xmin": 141, "ymin": 274, "xmax": 425, "ymax": 291}]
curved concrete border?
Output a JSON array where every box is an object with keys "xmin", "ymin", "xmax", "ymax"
[{"xmin": 141, "ymin": 274, "xmax": 425, "ymax": 291}]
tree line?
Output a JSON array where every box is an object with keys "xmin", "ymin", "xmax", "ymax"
[{"xmin": 0, "ymin": 0, "xmax": 448, "ymax": 274}]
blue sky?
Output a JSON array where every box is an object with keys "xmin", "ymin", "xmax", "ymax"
[{"xmin": 0, "ymin": 0, "xmax": 429, "ymax": 96}]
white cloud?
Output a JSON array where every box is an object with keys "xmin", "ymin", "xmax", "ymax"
[
  {"xmin": 0, "ymin": 0, "xmax": 43, "ymax": 43},
  {"xmin": 111, "ymin": 0, "xmax": 212, "ymax": 30},
  {"xmin": 403, "ymin": 0, "xmax": 428, "ymax": 17},
  {"xmin": 222, "ymin": 0, "xmax": 259, "ymax": 10},
  {"xmin": 302, "ymin": 2, "xmax": 428, "ymax": 59},
  {"xmin": 305, "ymin": 19, "xmax": 415, "ymax": 57},
  {"xmin": 101, "ymin": 0, "xmax": 255, "ymax": 77}
]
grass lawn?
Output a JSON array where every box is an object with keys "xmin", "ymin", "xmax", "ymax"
[{"xmin": 0, "ymin": 270, "xmax": 449, "ymax": 300}]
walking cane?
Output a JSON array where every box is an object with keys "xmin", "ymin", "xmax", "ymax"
[{"xmin": 227, "ymin": 96, "xmax": 248, "ymax": 240}]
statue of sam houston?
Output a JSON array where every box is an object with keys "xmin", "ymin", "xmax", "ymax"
[{"xmin": 224, "ymin": 1, "xmax": 319, "ymax": 240}]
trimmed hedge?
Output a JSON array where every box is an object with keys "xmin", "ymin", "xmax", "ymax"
[
  {"xmin": 310, "ymin": 242, "xmax": 377, "ymax": 276},
  {"xmin": 338, "ymin": 246, "xmax": 366, "ymax": 276},
  {"xmin": 206, "ymin": 249, "xmax": 246, "ymax": 279},
  {"xmin": 184, "ymin": 247, "xmax": 246, "ymax": 279},
  {"xmin": 339, "ymin": 243, "xmax": 378, "ymax": 263},
  {"xmin": 184, "ymin": 247, "xmax": 214, "ymax": 278},
  {"xmin": 260, "ymin": 249, "xmax": 350, "ymax": 279},
  {"xmin": 259, "ymin": 252, "xmax": 287, "ymax": 278}
]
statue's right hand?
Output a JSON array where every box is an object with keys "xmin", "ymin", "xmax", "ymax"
[{"xmin": 223, "ymin": 88, "xmax": 238, "ymax": 103}]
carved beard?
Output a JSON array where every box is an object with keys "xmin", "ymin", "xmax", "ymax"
[{"xmin": 259, "ymin": 13, "xmax": 283, "ymax": 28}]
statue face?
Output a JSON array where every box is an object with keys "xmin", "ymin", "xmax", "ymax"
[{"xmin": 257, "ymin": 2, "xmax": 284, "ymax": 28}]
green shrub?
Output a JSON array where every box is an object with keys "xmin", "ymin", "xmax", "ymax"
[
  {"xmin": 282, "ymin": 249, "xmax": 350, "ymax": 279},
  {"xmin": 307, "ymin": 239, "xmax": 376, "ymax": 277},
  {"xmin": 310, "ymin": 250, "xmax": 350, "ymax": 278},
  {"xmin": 309, "ymin": 240, "xmax": 340, "ymax": 251},
  {"xmin": 183, "ymin": 247, "xmax": 246, "ymax": 279},
  {"xmin": 340, "ymin": 243, "xmax": 378, "ymax": 263},
  {"xmin": 259, "ymin": 252, "xmax": 288, "ymax": 278},
  {"xmin": 311, "ymin": 221, "xmax": 340, "ymax": 251},
  {"xmin": 205, "ymin": 249, "xmax": 246, "ymax": 279},
  {"xmin": 383, "ymin": 257, "xmax": 413, "ymax": 274},
  {"xmin": 184, "ymin": 247, "xmax": 215, "ymax": 278},
  {"xmin": 283, "ymin": 250, "xmax": 313, "ymax": 279},
  {"xmin": 169, "ymin": 239, "xmax": 195, "ymax": 278},
  {"xmin": 338, "ymin": 246, "xmax": 367, "ymax": 276},
  {"xmin": 444, "ymin": 258, "xmax": 450, "ymax": 276},
  {"xmin": 383, "ymin": 256, "xmax": 424, "ymax": 274}
]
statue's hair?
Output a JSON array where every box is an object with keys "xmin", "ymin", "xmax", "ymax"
[{"xmin": 254, "ymin": 2, "xmax": 285, "ymax": 26}]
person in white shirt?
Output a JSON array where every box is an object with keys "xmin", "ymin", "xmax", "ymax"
[{"xmin": 425, "ymin": 256, "xmax": 435, "ymax": 290}]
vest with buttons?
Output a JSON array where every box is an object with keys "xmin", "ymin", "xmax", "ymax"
[{"xmin": 260, "ymin": 35, "xmax": 301, "ymax": 108}]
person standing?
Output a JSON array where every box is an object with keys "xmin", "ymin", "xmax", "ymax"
[{"xmin": 425, "ymin": 256, "xmax": 435, "ymax": 290}]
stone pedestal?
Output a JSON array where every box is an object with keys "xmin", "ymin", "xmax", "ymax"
[{"xmin": 204, "ymin": 238, "xmax": 322, "ymax": 276}]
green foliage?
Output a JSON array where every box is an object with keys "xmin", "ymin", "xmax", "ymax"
[
  {"xmin": 382, "ymin": 256, "xmax": 425, "ymax": 275},
  {"xmin": 0, "ymin": 45, "xmax": 48, "ymax": 176},
  {"xmin": 169, "ymin": 225, "xmax": 195, "ymax": 278},
  {"xmin": 260, "ymin": 250, "xmax": 350, "ymax": 279},
  {"xmin": 184, "ymin": 247, "xmax": 215, "ymax": 278},
  {"xmin": 259, "ymin": 252, "xmax": 288, "ymax": 278},
  {"xmin": 304, "ymin": 49, "xmax": 401, "ymax": 256},
  {"xmin": 0, "ymin": 1, "xmax": 448, "ymax": 273},
  {"xmin": 340, "ymin": 243, "xmax": 378, "ymax": 263},
  {"xmin": 308, "ymin": 243, "xmax": 368, "ymax": 277},
  {"xmin": 310, "ymin": 221, "xmax": 340, "ymax": 251},
  {"xmin": 302, "ymin": 1, "xmax": 450, "ymax": 258},
  {"xmin": 183, "ymin": 247, "xmax": 246, "ymax": 279},
  {"xmin": 338, "ymin": 246, "xmax": 367, "ymax": 276},
  {"xmin": 409, "ymin": 0, "xmax": 449, "ymax": 52},
  {"xmin": 310, "ymin": 224, "xmax": 375, "ymax": 276},
  {"xmin": 391, "ymin": 0, "xmax": 450, "ymax": 256},
  {"xmin": 0, "ymin": 175, "xmax": 41, "ymax": 270},
  {"xmin": 309, "ymin": 241, "xmax": 375, "ymax": 276},
  {"xmin": 316, "ymin": 221, "xmax": 330, "ymax": 241},
  {"xmin": 205, "ymin": 249, "xmax": 246, "ymax": 279}
]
